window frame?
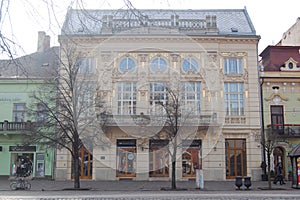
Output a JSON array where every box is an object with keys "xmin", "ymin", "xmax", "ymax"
[
  {"xmin": 182, "ymin": 57, "xmax": 199, "ymax": 73},
  {"xmin": 13, "ymin": 103, "xmax": 26, "ymax": 122},
  {"xmin": 76, "ymin": 57, "xmax": 95, "ymax": 74},
  {"xmin": 149, "ymin": 82, "xmax": 168, "ymax": 114},
  {"xmin": 223, "ymin": 58, "xmax": 243, "ymax": 75},
  {"xmin": 150, "ymin": 57, "xmax": 168, "ymax": 73},
  {"xmin": 119, "ymin": 57, "xmax": 136, "ymax": 73},
  {"xmin": 224, "ymin": 82, "xmax": 244, "ymax": 116},
  {"xmin": 117, "ymin": 82, "xmax": 137, "ymax": 115},
  {"xmin": 36, "ymin": 103, "xmax": 47, "ymax": 123},
  {"xmin": 181, "ymin": 82, "xmax": 201, "ymax": 115}
]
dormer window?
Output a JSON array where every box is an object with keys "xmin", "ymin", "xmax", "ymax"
[{"xmin": 280, "ymin": 57, "xmax": 300, "ymax": 71}]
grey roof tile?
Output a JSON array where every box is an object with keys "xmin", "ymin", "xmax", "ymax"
[{"xmin": 61, "ymin": 9, "xmax": 256, "ymax": 36}]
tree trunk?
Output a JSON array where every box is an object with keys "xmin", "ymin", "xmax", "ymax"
[
  {"xmin": 171, "ymin": 139, "xmax": 177, "ymax": 190},
  {"xmin": 73, "ymin": 147, "xmax": 80, "ymax": 189},
  {"xmin": 267, "ymin": 151, "xmax": 272, "ymax": 189},
  {"xmin": 171, "ymin": 159, "xmax": 176, "ymax": 189}
]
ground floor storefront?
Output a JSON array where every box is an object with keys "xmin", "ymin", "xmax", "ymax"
[
  {"xmin": 0, "ymin": 141, "xmax": 55, "ymax": 178},
  {"xmin": 55, "ymin": 128, "xmax": 262, "ymax": 181}
]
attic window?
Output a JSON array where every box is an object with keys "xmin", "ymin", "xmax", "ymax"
[
  {"xmin": 281, "ymin": 57, "xmax": 300, "ymax": 71},
  {"xmin": 231, "ymin": 27, "xmax": 238, "ymax": 32}
]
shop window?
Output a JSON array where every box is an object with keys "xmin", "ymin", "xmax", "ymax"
[
  {"xmin": 182, "ymin": 140, "xmax": 202, "ymax": 178},
  {"xmin": 116, "ymin": 139, "xmax": 136, "ymax": 177},
  {"xmin": 149, "ymin": 140, "xmax": 169, "ymax": 177}
]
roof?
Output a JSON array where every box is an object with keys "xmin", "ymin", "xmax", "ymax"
[
  {"xmin": 0, "ymin": 47, "xmax": 59, "ymax": 79},
  {"xmin": 61, "ymin": 9, "xmax": 257, "ymax": 36},
  {"xmin": 288, "ymin": 143, "xmax": 300, "ymax": 157},
  {"xmin": 259, "ymin": 45, "xmax": 300, "ymax": 71}
]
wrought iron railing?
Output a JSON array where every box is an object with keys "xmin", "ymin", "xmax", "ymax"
[
  {"xmin": 0, "ymin": 121, "xmax": 34, "ymax": 131},
  {"xmin": 267, "ymin": 124, "xmax": 300, "ymax": 138}
]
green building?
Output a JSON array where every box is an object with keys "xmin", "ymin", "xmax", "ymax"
[
  {"xmin": 259, "ymin": 45, "xmax": 300, "ymax": 181},
  {"xmin": 0, "ymin": 32, "xmax": 59, "ymax": 179}
]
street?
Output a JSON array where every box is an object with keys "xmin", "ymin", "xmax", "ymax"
[{"xmin": 1, "ymin": 190, "xmax": 300, "ymax": 200}]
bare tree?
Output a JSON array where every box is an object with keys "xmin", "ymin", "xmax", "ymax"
[
  {"xmin": 25, "ymin": 42, "xmax": 100, "ymax": 189},
  {"xmin": 152, "ymin": 84, "xmax": 200, "ymax": 190},
  {"xmin": 263, "ymin": 128, "xmax": 280, "ymax": 189}
]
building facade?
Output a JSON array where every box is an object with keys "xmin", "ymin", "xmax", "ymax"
[
  {"xmin": 278, "ymin": 17, "xmax": 300, "ymax": 46},
  {"xmin": 259, "ymin": 45, "xmax": 300, "ymax": 181},
  {"xmin": 57, "ymin": 9, "xmax": 262, "ymax": 181},
  {"xmin": 0, "ymin": 32, "xmax": 58, "ymax": 178}
]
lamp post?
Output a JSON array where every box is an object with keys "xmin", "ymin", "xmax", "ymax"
[{"xmin": 259, "ymin": 65, "xmax": 267, "ymax": 180}]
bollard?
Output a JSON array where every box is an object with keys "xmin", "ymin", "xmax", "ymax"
[
  {"xmin": 244, "ymin": 176, "xmax": 251, "ymax": 189},
  {"xmin": 235, "ymin": 176, "xmax": 243, "ymax": 190}
]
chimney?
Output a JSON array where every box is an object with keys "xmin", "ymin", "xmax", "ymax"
[{"xmin": 37, "ymin": 31, "xmax": 50, "ymax": 52}]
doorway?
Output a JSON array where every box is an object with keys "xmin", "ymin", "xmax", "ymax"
[
  {"xmin": 273, "ymin": 146, "xmax": 285, "ymax": 178},
  {"xmin": 116, "ymin": 139, "xmax": 136, "ymax": 178},
  {"xmin": 225, "ymin": 139, "xmax": 247, "ymax": 179},
  {"xmin": 72, "ymin": 146, "xmax": 93, "ymax": 179}
]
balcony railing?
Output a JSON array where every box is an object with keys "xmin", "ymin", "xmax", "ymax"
[
  {"xmin": 267, "ymin": 124, "xmax": 300, "ymax": 138},
  {"xmin": 99, "ymin": 113, "xmax": 217, "ymax": 127},
  {"xmin": 0, "ymin": 120, "xmax": 34, "ymax": 131}
]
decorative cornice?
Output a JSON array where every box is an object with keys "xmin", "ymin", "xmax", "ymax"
[{"xmin": 265, "ymin": 93, "xmax": 289, "ymax": 102}]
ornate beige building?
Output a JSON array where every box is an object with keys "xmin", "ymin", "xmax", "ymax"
[{"xmin": 56, "ymin": 9, "xmax": 262, "ymax": 181}]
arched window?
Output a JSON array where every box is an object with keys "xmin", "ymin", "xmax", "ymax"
[
  {"xmin": 119, "ymin": 57, "xmax": 136, "ymax": 73},
  {"xmin": 182, "ymin": 57, "xmax": 199, "ymax": 73},
  {"xmin": 150, "ymin": 57, "xmax": 168, "ymax": 72}
]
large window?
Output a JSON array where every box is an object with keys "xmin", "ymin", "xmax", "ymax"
[
  {"xmin": 271, "ymin": 105, "xmax": 284, "ymax": 134},
  {"xmin": 78, "ymin": 83, "xmax": 95, "ymax": 117},
  {"xmin": 119, "ymin": 57, "xmax": 136, "ymax": 73},
  {"xmin": 116, "ymin": 139, "xmax": 136, "ymax": 178},
  {"xmin": 224, "ymin": 83, "xmax": 244, "ymax": 116},
  {"xmin": 13, "ymin": 103, "xmax": 26, "ymax": 122},
  {"xmin": 149, "ymin": 82, "xmax": 168, "ymax": 114},
  {"xmin": 150, "ymin": 57, "xmax": 168, "ymax": 72},
  {"xmin": 117, "ymin": 82, "xmax": 136, "ymax": 115},
  {"xmin": 223, "ymin": 58, "xmax": 243, "ymax": 75},
  {"xmin": 182, "ymin": 140, "xmax": 202, "ymax": 178},
  {"xmin": 149, "ymin": 140, "xmax": 169, "ymax": 177},
  {"xmin": 182, "ymin": 57, "xmax": 199, "ymax": 73},
  {"xmin": 36, "ymin": 104, "xmax": 47, "ymax": 123},
  {"xmin": 181, "ymin": 82, "xmax": 201, "ymax": 114},
  {"xmin": 76, "ymin": 58, "xmax": 95, "ymax": 74}
]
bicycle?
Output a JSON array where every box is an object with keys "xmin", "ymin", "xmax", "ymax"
[{"xmin": 10, "ymin": 177, "xmax": 31, "ymax": 190}]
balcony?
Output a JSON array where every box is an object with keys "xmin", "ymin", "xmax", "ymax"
[
  {"xmin": 99, "ymin": 113, "xmax": 217, "ymax": 127},
  {"xmin": 0, "ymin": 120, "xmax": 34, "ymax": 132},
  {"xmin": 267, "ymin": 124, "xmax": 300, "ymax": 138}
]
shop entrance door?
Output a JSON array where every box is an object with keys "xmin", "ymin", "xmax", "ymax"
[
  {"xmin": 72, "ymin": 146, "xmax": 93, "ymax": 179},
  {"xmin": 226, "ymin": 139, "xmax": 247, "ymax": 179}
]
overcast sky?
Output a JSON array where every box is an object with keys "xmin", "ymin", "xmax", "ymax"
[{"xmin": 2, "ymin": 0, "xmax": 299, "ymax": 59}]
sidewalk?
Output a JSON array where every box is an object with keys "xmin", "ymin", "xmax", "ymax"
[{"xmin": 0, "ymin": 177, "xmax": 293, "ymax": 191}]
